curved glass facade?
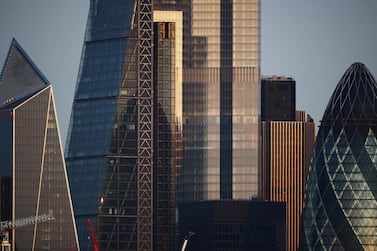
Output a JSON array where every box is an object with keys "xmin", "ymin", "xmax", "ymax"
[
  {"xmin": 66, "ymin": 1, "xmax": 182, "ymax": 250},
  {"xmin": 303, "ymin": 63, "xmax": 377, "ymax": 250},
  {"xmin": 64, "ymin": 1, "xmax": 136, "ymax": 249}
]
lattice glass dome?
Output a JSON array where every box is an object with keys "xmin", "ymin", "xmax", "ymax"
[{"xmin": 303, "ymin": 63, "xmax": 377, "ymax": 251}]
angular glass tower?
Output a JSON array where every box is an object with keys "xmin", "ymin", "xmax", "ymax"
[
  {"xmin": 67, "ymin": 0, "xmax": 259, "ymax": 249},
  {"xmin": 65, "ymin": 1, "xmax": 182, "ymax": 250},
  {"xmin": 0, "ymin": 39, "xmax": 79, "ymax": 250},
  {"xmin": 65, "ymin": 2, "xmax": 139, "ymax": 249},
  {"xmin": 303, "ymin": 63, "xmax": 377, "ymax": 250}
]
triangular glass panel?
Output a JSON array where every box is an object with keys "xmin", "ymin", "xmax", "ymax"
[{"xmin": 0, "ymin": 39, "xmax": 49, "ymax": 107}]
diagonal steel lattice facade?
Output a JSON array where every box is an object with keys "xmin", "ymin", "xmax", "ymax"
[
  {"xmin": 137, "ymin": 0, "xmax": 154, "ymax": 250},
  {"xmin": 65, "ymin": 1, "xmax": 182, "ymax": 250},
  {"xmin": 303, "ymin": 63, "xmax": 377, "ymax": 251}
]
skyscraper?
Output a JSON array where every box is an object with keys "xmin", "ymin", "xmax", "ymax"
[
  {"xmin": 303, "ymin": 63, "xmax": 377, "ymax": 250},
  {"xmin": 261, "ymin": 76, "xmax": 296, "ymax": 121},
  {"xmin": 155, "ymin": 0, "xmax": 260, "ymax": 202},
  {"xmin": 66, "ymin": 1, "xmax": 259, "ymax": 250},
  {"xmin": 261, "ymin": 117, "xmax": 315, "ymax": 251},
  {"xmin": 65, "ymin": 1, "xmax": 182, "ymax": 250},
  {"xmin": 261, "ymin": 76, "xmax": 315, "ymax": 251},
  {"xmin": 0, "ymin": 39, "xmax": 79, "ymax": 251}
]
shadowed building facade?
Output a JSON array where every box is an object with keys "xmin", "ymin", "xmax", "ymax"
[
  {"xmin": 261, "ymin": 76, "xmax": 315, "ymax": 251},
  {"xmin": 66, "ymin": 1, "xmax": 259, "ymax": 250},
  {"xmin": 303, "ymin": 63, "xmax": 377, "ymax": 250},
  {"xmin": 178, "ymin": 200, "xmax": 286, "ymax": 251},
  {"xmin": 65, "ymin": 1, "xmax": 182, "ymax": 250},
  {"xmin": 0, "ymin": 39, "xmax": 79, "ymax": 251},
  {"xmin": 261, "ymin": 76, "xmax": 296, "ymax": 121}
]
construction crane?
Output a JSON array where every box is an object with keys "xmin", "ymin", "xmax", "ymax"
[
  {"xmin": 180, "ymin": 231, "xmax": 194, "ymax": 251},
  {"xmin": 86, "ymin": 219, "xmax": 99, "ymax": 251},
  {"xmin": 0, "ymin": 213, "xmax": 54, "ymax": 251}
]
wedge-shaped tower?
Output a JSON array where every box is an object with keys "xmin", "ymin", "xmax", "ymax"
[
  {"xmin": 0, "ymin": 39, "xmax": 79, "ymax": 251},
  {"xmin": 303, "ymin": 63, "xmax": 377, "ymax": 250}
]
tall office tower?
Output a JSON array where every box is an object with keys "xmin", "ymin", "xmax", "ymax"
[
  {"xmin": 261, "ymin": 76, "xmax": 296, "ymax": 121},
  {"xmin": 261, "ymin": 76, "xmax": 315, "ymax": 251},
  {"xmin": 65, "ymin": 1, "xmax": 182, "ymax": 250},
  {"xmin": 153, "ymin": 10, "xmax": 183, "ymax": 251},
  {"xmin": 0, "ymin": 39, "xmax": 79, "ymax": 250},
  {"xmin": 155, "ymin": 0, "xmax": 260, "ymax": 201},
  {"xmin": 303, "ymin": 63, "xmax": 377, "ymax": 250}
]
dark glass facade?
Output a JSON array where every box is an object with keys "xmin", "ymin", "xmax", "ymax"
[
  {"xmin": 303, "ymin": 63, "xmax": 377, "ymax": 250},
  {"xmin": 65, "ymin": 1, "xmax": 139, "ymax": 249},
  {"xmin": 260, "ymin": 118, "xmax": 315, "ymax": 251},
  {"xmin": 178, "ymin": 200, "xmax": 286, "ymax": 251},
  {"xmin": 66, "ymin": 1, "xmax": 182, "ymax": 250},
  {"xmin": 0, "ymin": 39, "xmax": 79, "ymax": 250},
  {"xmin": 261, "ymin": 76, "xmax": 296, "ymax": 121}
]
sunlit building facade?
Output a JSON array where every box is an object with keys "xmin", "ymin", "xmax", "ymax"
[
  {"xmin": 303, "ymin": 63, "xmax": 377, "ymax": 250},
  {"xmin": 261, "ymin": 117, "xmax": 315, "ymax": 251},
  {"xmin": 261, "ymin": 76, "xmax": 315, "ymax": 251},
  {"xmin": 66, "ymin": 0, "xmax": 259, "ymax": 249},
  {"xmin": 0, "ymin": 39, "xmax": 79, "ymax": 251},
  {"xmin": 156, "ymin": 0, "xmax": 260, "ymax": 202}
]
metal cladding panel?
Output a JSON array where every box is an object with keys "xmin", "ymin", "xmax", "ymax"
[
  {"xmin": 261, "ymin": 121, "xmax": 315, "ymax": 251},
  {"xmin": 303, "ymin": 63, "xmax": 377, "ymax": 250}
]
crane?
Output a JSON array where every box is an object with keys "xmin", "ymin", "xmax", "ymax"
[
  {"xmin": 180, "ymin": 231, "xmax": 194, "ymax": 251},
  {"xmin": 0, "ymin": 213, "xmax": 54, "ymax": 251},
  {"xmin": 86, "ymin": 219, "xmax": 99, "ymax": 251}
]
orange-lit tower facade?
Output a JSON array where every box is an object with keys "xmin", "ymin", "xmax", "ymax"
[{"xmin": 260, "ymin": 76, "xmax": 315, "ymax": 251}]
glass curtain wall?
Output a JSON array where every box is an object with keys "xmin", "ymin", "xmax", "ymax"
[
  {"xmin": 156, "ymin": 0, "xmax": 260, "ymax": 201},
  {"xmin": 64, "ymin": 1, "xmax": 138, "ymax": 249}
]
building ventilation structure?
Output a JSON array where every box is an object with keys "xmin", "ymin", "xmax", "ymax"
[{"xmin": 303, "ymin": 62, "xmax": 377, "ymax": 250}]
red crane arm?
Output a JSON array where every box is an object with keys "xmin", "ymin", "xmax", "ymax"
[{"xmin": 86, "ymin": 219, "xmax": 100, "ymax": 251}]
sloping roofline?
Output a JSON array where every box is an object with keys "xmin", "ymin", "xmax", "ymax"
[{"xmin": 0, "ymin": 38, "xmax": 50, "ymax": 84}]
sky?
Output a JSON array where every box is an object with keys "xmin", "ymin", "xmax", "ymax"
[{"xmin": 1, "ymin": 1, "xmax": 377, "ymax": 146}]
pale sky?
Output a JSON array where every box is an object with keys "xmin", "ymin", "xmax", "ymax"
[{"xmin": 1, "ymin": 1, "xmax": 377, "ymax": 145}]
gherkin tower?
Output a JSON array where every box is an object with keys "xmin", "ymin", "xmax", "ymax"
[{"xmin": 303, "ymin": 63, "xmax": 377, "ymax": 250}]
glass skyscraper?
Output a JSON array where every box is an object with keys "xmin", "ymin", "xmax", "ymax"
[
  {"xmin": 303, "ymin": 63, "xmax": 377, "ymax": 250},
  {"xmin": 65, "ymin": 1, "xmax": 138, "ymax": 249},
  {"xmin": 155, "ymin": 0, "xmax": 260, "ymax": 202},
  {"xmin": 65, "ymin": 1, "xmax": 182, "ymax": 250},
  {"xmin": 66, "ymin": 1, "xmax": 259, "ymax": 250},
  {"xmin": 0, "ymin": 39, "xmax": 79, "ymax": 251}
]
